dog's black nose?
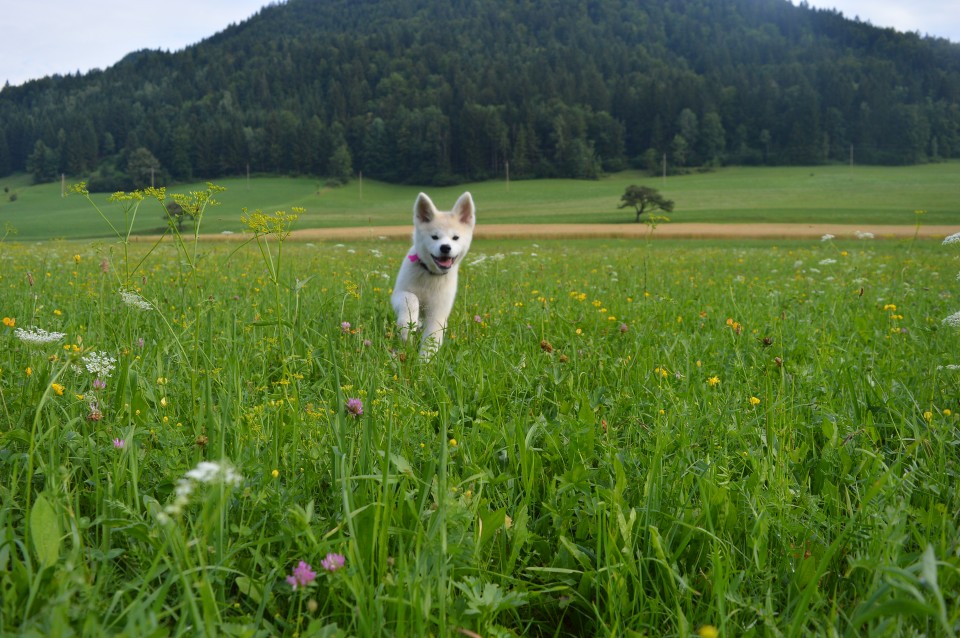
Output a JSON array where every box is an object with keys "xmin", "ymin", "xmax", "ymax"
[{"xmin": 440, "ymin": 244, "xmax": 452, "ymax": 254}]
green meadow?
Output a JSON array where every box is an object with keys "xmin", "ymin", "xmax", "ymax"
[
  {"xmin": 1, "ymin": 185, "xmax": 959, "ymax": 636},
  {"xmin": 0, "ymin": 162, "xmax": 958, "ymax": 240}
]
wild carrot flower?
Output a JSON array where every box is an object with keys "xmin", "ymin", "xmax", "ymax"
[
  {"xmin": 81, "ymin": 351, "xmax": 117, "ymax": 378},
  {"xmin": 15, "ymin": 326, "xmax": 67, "ymax": 345},
  {"xmin": 345, "ymin": 397, "xmax": 363, "ymax": 417},
  {"xmin": 157, "ymin": 460, "xmax": 243, "ymax": 523},
  {"xmin": 119, "ymin": 289, "xmax": 153, "ymax": 311},
  {"xmin": 286, "ymin": 561, "xmax": 318, "ymax": 589},
  {"xmin": 320, "ymin": 553, "xmax": 346, "ymax": 573},
  {"xmin": 942, "ymin": 311, "xmax": 960, "ymax": 328},
  {"xmin": 821, "ymin": 234, "xmax": 835, "ymax": 242}
]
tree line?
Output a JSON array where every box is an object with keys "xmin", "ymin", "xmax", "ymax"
[{"xmin": 1, "ymin": 0, "xmax": 959, "ymax": 190}]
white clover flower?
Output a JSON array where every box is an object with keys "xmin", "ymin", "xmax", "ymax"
[
  {"xmin": 819, "ymin": 258, "xmax": 837, "ymax": 265},
  {"xmin": 81, "ymin": 351, "xmax": 117, "ymax": 378},
  {"xmin": 119, "ymin": 289, "xmax": 153, "ymax": 311},
  {"xmin": 159, "ymin": 460, "xmax": 243, "ymax": 523},
  {"xmin": 821, "ymin": 234, "xmax": 835, "ymax": 242},
  {"xmin": 943, "ymin": 311, "xmax": 960, "ymax": 328},
  {"xmin": 14, "ymin": 326, "xmax": 67, "ymax": 345},
  {"xmin": 943, "ymin": 232, "xmax": 960, "ymax": 245}
]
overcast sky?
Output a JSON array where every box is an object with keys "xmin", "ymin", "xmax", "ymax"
[
  {"xmin": 2, "ymin": 0, "xmax": 958, "ymax": 88},
  {"xmin": 1, "ymin": 1, "xmax": 271, "ymax": 87},
  {"xmin": 794, "ymin": 0, "xmax": 960, "ymax": 41}
]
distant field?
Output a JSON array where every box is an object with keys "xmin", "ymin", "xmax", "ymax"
[{"xmin": 0, "ymin": 163, "xmax": 958, "ymax": 240}]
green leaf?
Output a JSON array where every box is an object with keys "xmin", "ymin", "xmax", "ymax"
[
  {"xmin": 235, "ymin": 576, "xmax": 264, "ymax": 605},
  {"xmin": 479, "ymin": 508, "xmax": 506, "ymax": 548},
  {"xmin": 30, "ymin": 492, "xmax": 61, "ymax": 568}
]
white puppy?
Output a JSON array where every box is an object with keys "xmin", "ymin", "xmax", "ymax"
[{"xmin": 391, "ymin": 192, "xmax": 475, "ymax": 357}]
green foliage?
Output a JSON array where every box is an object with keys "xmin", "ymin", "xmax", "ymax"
[
  {"xmin": 618, "ymin": 184, "xmax": 675, "ymax": 222},
  {"xmin": 2, "ymin": 0, "xmax": 960, "ymax": 186},
  {"xmin": 2, "ymin": 215, "xmax": 960, "ymax": 635},
  {"xmin": 2, "ymin": 163, "xmax": 959, "ymax": 241}
]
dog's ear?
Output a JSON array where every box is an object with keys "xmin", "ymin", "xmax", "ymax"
[
  {"xmin": 414, "ymin": 193, "xmax": 436, "ymax": 223},
  {"xmin": 453, "ymin": 192, "xmax": 475, "ymax": 226}
]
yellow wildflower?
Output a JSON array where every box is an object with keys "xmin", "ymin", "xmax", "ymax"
[{"xmin": 698, "ymin": 626, "xmax": 719, "ymax": 638}]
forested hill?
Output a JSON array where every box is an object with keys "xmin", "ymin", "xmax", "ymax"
[{"xmin": 2, "ymin": 0, "xmax": 960, "ymax": 188}]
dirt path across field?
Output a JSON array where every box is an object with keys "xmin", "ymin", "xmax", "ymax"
[{"xmin": 169, "ymin": 222, "xmax": 959, "ymax": 242}]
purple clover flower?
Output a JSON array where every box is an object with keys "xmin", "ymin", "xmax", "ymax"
[
  {"xmin": 286, "ymin": 561, "xmax": 317, "ymax": 590},
  {"xmin": 321, "ymin": 552, "xmax": 346, "ymax": 572},
  {"xmin": 345, "ymin": 398, "xmax": 363, "ymax": 417}
]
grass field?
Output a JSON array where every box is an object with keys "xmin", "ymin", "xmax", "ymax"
[
  {"xmin": 1, "ymin": 199, "xmax": 959, "ymax": 635},
  {"xmin": 0, "ymin": 162, "xmax": 958, "ymax": 240}
]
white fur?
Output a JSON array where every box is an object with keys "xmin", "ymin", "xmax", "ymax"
[{"xmin": 391, "ymin": 191, "xmax": 475, "ymax": 358}]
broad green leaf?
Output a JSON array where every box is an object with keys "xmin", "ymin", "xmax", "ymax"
[{"xmin": 30, "ymin": 492, "xmax": 60, "ymax": 568}]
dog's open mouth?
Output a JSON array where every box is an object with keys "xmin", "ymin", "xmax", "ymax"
[{"xmin": 432, "ymin": 255, "xmax": 456, "ymax": 270}]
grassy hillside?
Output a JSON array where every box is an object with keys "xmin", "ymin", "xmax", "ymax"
[{"xmin": 0, "ymin": 163, "xmax": 958, "ymax": 241}]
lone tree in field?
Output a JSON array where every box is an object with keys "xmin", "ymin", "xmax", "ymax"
[{"xmin": 618, "ymin": 185, "xmax": 674, "ymax": 222}]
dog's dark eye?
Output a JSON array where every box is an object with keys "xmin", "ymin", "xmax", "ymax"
[
  {"xmin": 431, "ymin": 235, "xmax": 439, "ymax": 240},
  {"xmin": 452, "ymin": 235, "xmax": 459, "ymax": 240}
]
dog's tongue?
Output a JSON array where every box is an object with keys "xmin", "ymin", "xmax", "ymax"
[{"xmin": 435, "ymin": 257, "xmax": 454, "ymax": 269}]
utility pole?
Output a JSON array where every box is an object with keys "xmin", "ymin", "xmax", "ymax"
[
  {"xmin": 61, "ymin": 173, "xmax": 65, "ymax": 198},
  {"xmin": 358, "ymin": 171, "xmax": 363, "ymax": 200},
  {"xmin": 505, "ymin": 160, "xmax": 510, "ymax": 191},
  {"xmin": 662, "ymin": 153, "xmax": 667, "ymax": 185},
  {"xmin": 849, "ymin": 144, "xmax": 854, "ymax": 166}
]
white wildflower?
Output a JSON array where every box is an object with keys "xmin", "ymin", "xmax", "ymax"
[
  {"xmin": 185, "ymin": 461, "xmax": 242, "ymax": 486},
  {"xmin": 14, "ymin": 326, "xmax": 67, "ymax": 345},
  {"xmin": 943, "ymin": 311, "xmax": 960, "ymax": 328},
  {"xmin": 937, "ymin": 364, "xmax": 960, "ymax": 371},
  {"xmin": 159, "ymin": 460, "xmax": 243, "ymax": 523},
  {"xmin": 855, "ymin": 230, "xmax": 875, "ymax": 240},
  {"xmin": 819, "ymin": 258, "xmax": 837, "ymax": 265},
  {"xmin": 81, "ymin": 351, "xmax": 117, "ymax": 378},
  {"xmin": 119, "ymin": 289, "xmax": 153, "ymax": 311},
  {"xmin": 943, "ymin": 232, "xmax": 960, "ymax": 245},
  {"xmin": 821, "ymin": 234, "xmax": 835, "ymax": 242}
]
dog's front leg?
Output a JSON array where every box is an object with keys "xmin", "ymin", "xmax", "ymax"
[
  {"xmin": 392, "ymin": 291, "xmax": 421, "ymax": 342},
  {"xmin": 420, "ymin": 297, "xmax": 454, "ymax": 358}
]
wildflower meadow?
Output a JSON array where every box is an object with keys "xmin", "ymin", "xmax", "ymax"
[{"xmin": 1, "ymin": 186, "xmax": 959, "ymax": 637}]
